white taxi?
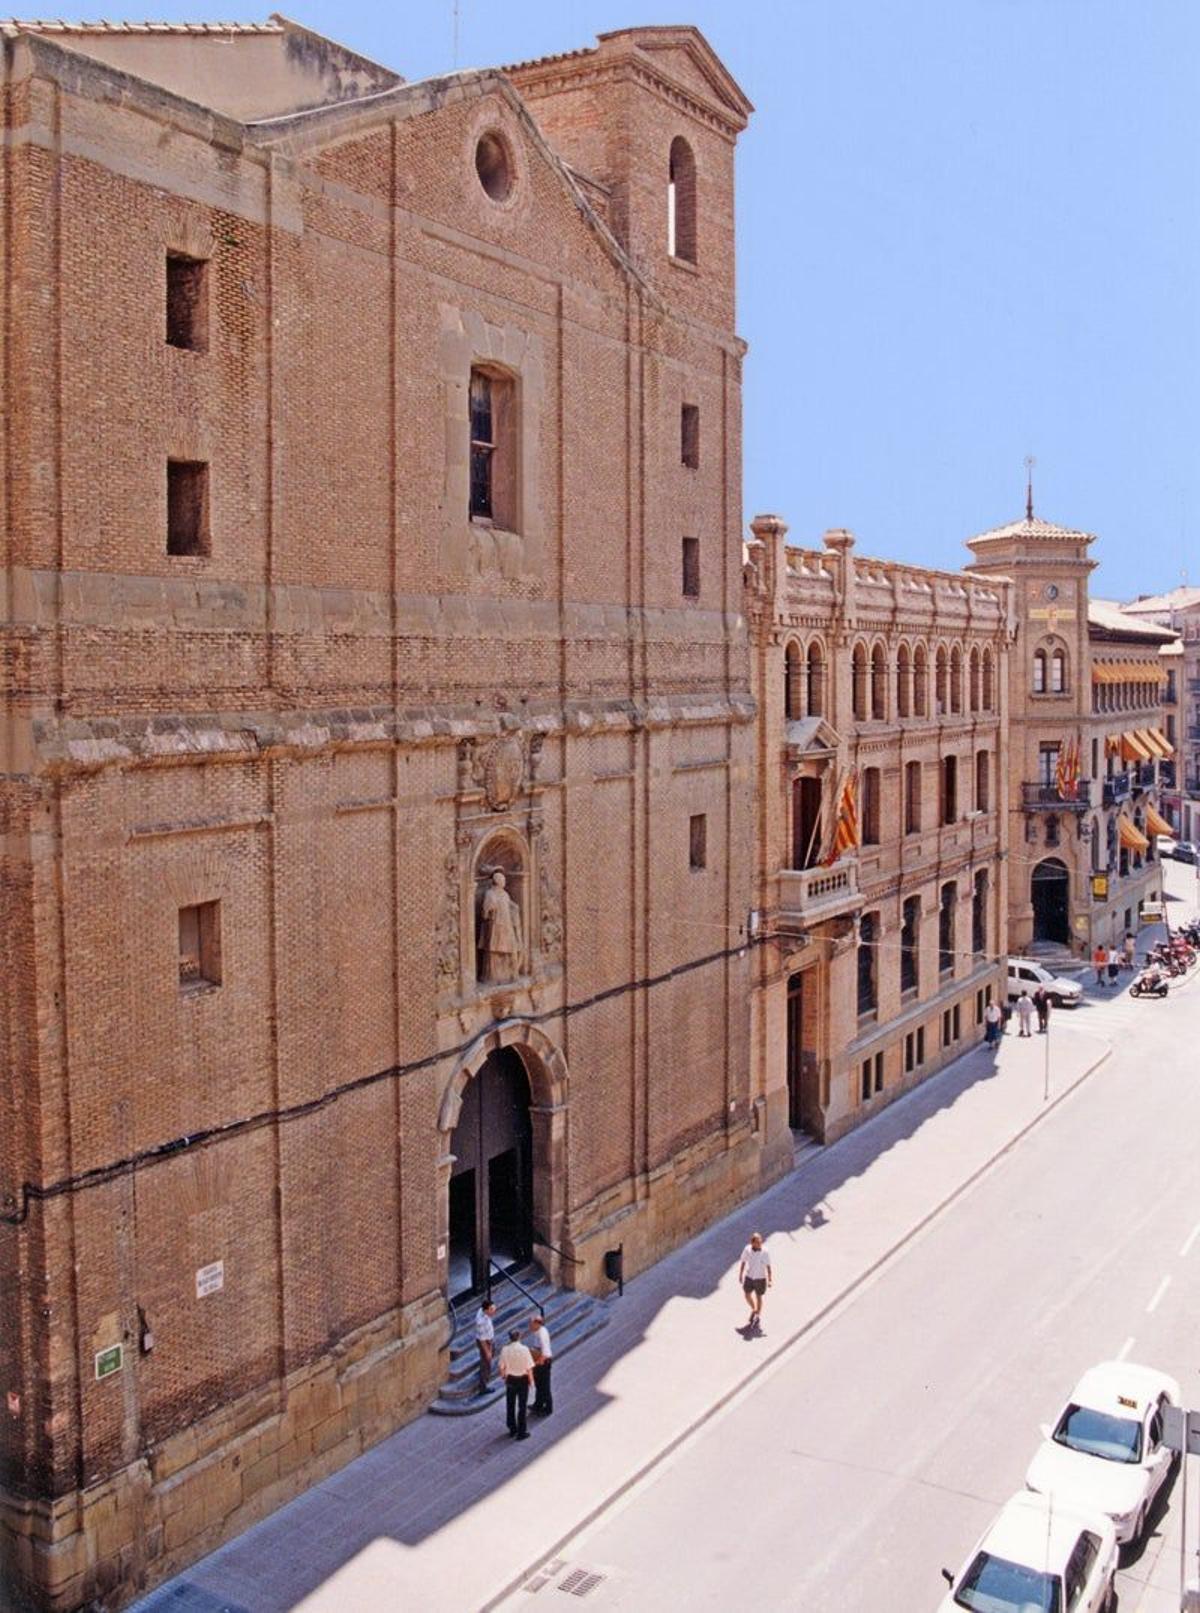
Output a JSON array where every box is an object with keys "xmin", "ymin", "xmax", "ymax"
[
  {"xmin": 1025, "ymin": 1361, "xmax": 1179, "ymax": 1545},
  {"xmin": 939, "ymin": 1490, "xmax": 1117, "ymax": 1612}
]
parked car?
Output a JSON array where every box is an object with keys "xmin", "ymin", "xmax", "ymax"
[
  {"xmin": 939, "ymin": 1490, "xmax": 1117, "ymax": 1613},
  {"xmin": 1166, "ymin": 840, "xmax": 1198, "ymax": 864},
  {"xmin": 1025, "ymin": 1361, "xmax": 1180, "ymax": 1546},
  {"xmin": 1007, "ymin": 958, "xmax": 1083, "ymax": 1008}
]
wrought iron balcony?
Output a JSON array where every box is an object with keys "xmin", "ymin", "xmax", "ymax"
[
  {"xmin": 1132, "ymin": 761, "xmax": 1157, "ymax": 790},
  {"xmin": 775, "ymin": 860, "xmax": 862, "ymax": 932},
  {"xmin": 1022, "ymin": 780, "xmax": 1091, "ymax": 813},
  {"xmin": 1103, "ymin": 773, "xmax": 1131, "ymax": 806}
]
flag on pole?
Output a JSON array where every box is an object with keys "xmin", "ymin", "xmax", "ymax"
[
  {"xmin": 1055, "ymin": 737, "xmax": 1080, "ymax": 802},
  {"xmin": 821, "ymin": 770, "xmax": 860, "ymax": 865}
]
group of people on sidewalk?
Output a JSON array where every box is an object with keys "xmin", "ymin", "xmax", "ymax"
[
  {"xmin": 983, "ymin": 988, "xmax": 1053, "ymax": 1043},
  {"xmin": 473, "ymin": 1302, "xmax": 553, "ymax": 1441},
  {"xmin": 1092, "ymin": 933, "xmax": 1136, "ymax": 985}
]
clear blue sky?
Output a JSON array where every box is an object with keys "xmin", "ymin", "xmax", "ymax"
[{"xmin": 142, "ymin": 0, "xmax": 1199, "ymax": 599}]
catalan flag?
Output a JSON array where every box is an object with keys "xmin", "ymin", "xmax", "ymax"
[
  {"xmin": 1055, "ymin": 736, "xmax": 1080, "ymax": 802},
  {"xmin": 821, "ymin": 769, "xmax": 860, "ymax": 866}
]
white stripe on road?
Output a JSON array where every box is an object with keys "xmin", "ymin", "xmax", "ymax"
[
  {"xmin": 1116, "ymin": 1335, "xmax": 1136, "ymax": 1362},
  {"xmin": 1145, "ymin": 1276, "xmax": 1171, "ymax": 1314},
  {"xmin": 1180, "ymin": 1221, "xmax": 1200, "ymax": 1259}
]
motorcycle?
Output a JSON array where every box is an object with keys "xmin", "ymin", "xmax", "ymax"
[{"xmin": 1131, "ymin": 967, "xmax": 1169, "ymax": 998}]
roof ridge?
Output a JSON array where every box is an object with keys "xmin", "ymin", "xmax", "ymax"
[{"xmin": 3, "ymin": 18, "xmax": 284, "ymax": 33}]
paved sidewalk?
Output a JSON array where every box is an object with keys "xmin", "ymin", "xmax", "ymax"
[{"xmin": 136, "ymin": 1017, "xmax": 1111, "ymax": 1613}]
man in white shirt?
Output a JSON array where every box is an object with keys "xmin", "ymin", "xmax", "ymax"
[
  {"xmin": 474, "ymin": 1301, "xmax": 496, "ymax": 1395},
  {"xmin": 528, "ymin": 1314, "xmax": 553, "ymax": 1416},
  {"xmin": 738, "ymin": 1232, "xmax": 772, "ymax": 1330},
  {"xmin": 498, "ymin": 1328, "xmax": 535, "ymax": 1439}
]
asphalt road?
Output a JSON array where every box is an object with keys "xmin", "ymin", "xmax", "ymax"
[{"xmin": 503, "ymin": 865, "xmax": 1200, "ymax": 1613}]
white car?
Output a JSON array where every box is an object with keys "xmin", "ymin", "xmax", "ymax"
[
  {"xmin": 939, "ymin": 1490, "xmax": 1117, "ymax": 1612},
  {"xmin": 1007, "ymin": 958, "xmax": 1084, "ymax": 1008},
  {"xmin": 1025, "ymin": 1361, "xmax": 1180, "ymax": 1545}
]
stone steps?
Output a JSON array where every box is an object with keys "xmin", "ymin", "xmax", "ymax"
[{"xmin": 429, "ymin": 1265, "xmax": 611, "ymax": 1416}]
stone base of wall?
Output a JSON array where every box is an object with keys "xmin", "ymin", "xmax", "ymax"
[
  {"xmin": 562, "ymin": 1124, "xmax": 786, "ymax": 1294},
  {"xmin": 0, "ymin": 1290, "xmax": 447, "ymax": 1613}
]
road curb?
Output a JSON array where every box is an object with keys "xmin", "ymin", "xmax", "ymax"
[{"xmin": 482, "ymin": 1034, "xmax": 1114, "ymax": 1611}]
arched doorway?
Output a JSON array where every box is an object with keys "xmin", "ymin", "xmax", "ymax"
[
  {"xmin": 447, "ymin": 1049, "xmax": 532, "ymax": 1300},
  {"xmin": 1031, "ymin": 857, "xmax": 1070, "ymax": 945}
]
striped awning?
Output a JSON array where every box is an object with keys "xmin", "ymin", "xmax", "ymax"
[
  {"xmin": 1120, "ymin": 731, "xmax": 1153, "ymax": 763},
  {"xmin": 1146, "ymin": 804, "xmax": 1173, "ymax": 837},
  {"xmin": 1119, "ymin": 816, "xmax": 1150, "ymax": 853},
  {"xmin": 1146, "ymin": 727, "xmax": 1174, "ymax": 758},
  {"xmin": 1092, "ymin": 659, "xmax": 1168, "ymax": 685},
  {"xmin": 1135, "ymin": 728, "xmax": 1165, "ymax": 759}
]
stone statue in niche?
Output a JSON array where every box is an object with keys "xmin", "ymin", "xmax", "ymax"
[{"xmin": 478, "ymin": 870, "xmax": 523, "ymax": 982}]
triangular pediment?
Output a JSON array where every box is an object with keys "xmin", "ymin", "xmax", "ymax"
[
  {"xmin": 785, "ymin": 717, "xmax": 841, "ymax": 758},
  {"xmin": 607, "ymin": 26, "xmax": 754, "ymax": 124}
]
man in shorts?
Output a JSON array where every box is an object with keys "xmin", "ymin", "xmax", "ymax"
[{"xmin": 738, "ymin": 1232, "xmax": 772, "ymax": 1329}]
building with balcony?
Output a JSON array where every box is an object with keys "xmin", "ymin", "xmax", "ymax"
[
  {"xmin": 1119, "ymin": 587, "xmax": 1200, "ymax": 839},
  {"xmin": 965, "ymin": 513, "xmax": 1175, "ymax": 956},
  {"xmin": 745, "ymin": 518, "xmax": 1010, "ymax": 1149}
]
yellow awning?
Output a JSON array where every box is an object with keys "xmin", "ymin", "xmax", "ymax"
[
  {"xmin": 1092, "ymin": 663, "xmax": 1119, "ymax": 685},
  {"xmin": 1105, "ymin": 733, "xmax": 1122, "ymax": 757},
  {"xmin": 1146, "ymin": 805, "xmax": 1173, "ymax": 837},
  {"xmin": 1093, "ymin": 659, "xmax": 1168, "ymax": 685},
  {"xmin": 1136, "ymin": 728, "xmax": 1165, "ymax": 759},
  {"xmin": 1120, "ymin": 731, "xmax": 1153, "ymax": 762},
  {"xmin": 1149, "ymin": 727, "xmax": 1175, "ymax": 757},
  {"xmin": 1119, "ymin": 817, "xmax": 1150, "ymax": 853}
]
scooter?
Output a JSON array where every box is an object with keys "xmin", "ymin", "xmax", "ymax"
[{"xmin": 1130, "ymin": 967, "xmax": 1169, "ymax": 998}]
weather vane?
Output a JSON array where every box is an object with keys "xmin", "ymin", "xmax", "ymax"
[{"xmin": 1024, "ymin": 454, "xmax": 1035, "ymax": 521}]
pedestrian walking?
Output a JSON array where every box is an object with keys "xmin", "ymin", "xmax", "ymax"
[
  {"xmin": 1123, "ymin": 931, "xmax": 1136, "ymax": 970},
  {"xmin": 984, "ymin": 999, "xmax": 1002, "ymax": 1046},
  {"xmin": 1106, "ymin": 945, "xmax": 1119, "ymax": 986},
  {"xmin": 498, "ymin": 1328, "xmax": 534, "ymax": 1440},
  {"xmin": 738, "ymin": 1232, "xmax": 772, "ymax": 1329},
  {"xmin": 1092, "ymin": 943, "xmax": 1106, "ymax": 986},
  {"xmin": 1015, "ymin": 990, "xmax": 1034, "ymax": 1037},
  {"xmin": 474, "ymin": 1300, "xmax": 496, "ymax": 1396},
  {"xmin": 1032, "ymin": 985, "xmax": 1050, "ymax": 1034},
  {"xmin": 528, "ymin": 1314, "xmax": 553, "ymax": 1416}
]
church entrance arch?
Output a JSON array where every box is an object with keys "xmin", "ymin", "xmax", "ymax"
[
  {"xmin": 439, "ymin": 1023, "xmax": 569, "ymax": 1301},
  {"xmin": 1031, "ymin": 857, "xmax": 1070, "ymax": 945}
]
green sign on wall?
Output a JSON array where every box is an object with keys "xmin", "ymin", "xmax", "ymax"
[{"xmin": 94, "ymin": 1344, "xmax": 123, "ymax": 1381}]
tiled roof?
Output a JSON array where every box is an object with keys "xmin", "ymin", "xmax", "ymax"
[
  {"xmin": 2, "ymin": 19, "xmax": 283, "ymax": 33},
  {"xmin": 1120, "ymin": 585, "xmax": 1200, "ymax": 613},
  {"xmin": 967, "ymin": 513, "xmax": 1095, "ymax": 545},
  {"xmin": 1088, "ymin": 598, "xmax": 1179, "ymax": 642}
]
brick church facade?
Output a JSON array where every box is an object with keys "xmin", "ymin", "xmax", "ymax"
[{"xmin": 0, "ymin": 20, "xmax": 765, "ymax": 1607}]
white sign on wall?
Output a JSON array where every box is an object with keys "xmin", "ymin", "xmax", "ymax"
[{"xmin": 195, "ymin": 1260, "xmax": 225, "ymax": 1299}]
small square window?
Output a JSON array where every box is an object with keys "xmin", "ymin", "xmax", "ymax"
[
  {"xmin": 689, "ymin": 813, "xmax": 707, "ymax": 870},
  {"xmin": 166, "ymin": 253, "xmax": 208, "ymax": 352},
  {"xmin": 167, "ymin": 460, "xmax": 209, "ymax": 556},
  {"xmin": 179, "ymin": 901, "xmax": 221, "ymax": 991},
  {"xmin": 681, "ymin": 403, "xmax": 700, "ymax": 469},
  {"xmin": 682, "ymin": 536, "xmax": 700, "ymax": 598}
]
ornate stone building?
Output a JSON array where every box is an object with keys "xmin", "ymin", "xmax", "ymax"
[
  {"xmin": 745, "ymin": 519, "xmax": 1011, "ymax": 1147},
  {"xmin": 965, "ymin": 512, "xmax": 1175, "ymax": 954},
  {"xmin": 0, "ymin": 19, "xmax": 764, "ymax": 1607}
]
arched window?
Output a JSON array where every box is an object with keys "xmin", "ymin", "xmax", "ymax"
[
  {"xmin": 807, "ymin": 642, "xmax": 825, "ymax": 717},
  {"xmin": 913, "ymin": 644, "xmax": 929, "ymax": 716},
  {"xmin": 935, "ymin": 647, "xmax": 948, "ymax": 714},
  {"xmin": 896, "ymin": 643, "xmax": 912, "ymax": 719},
  {"xmin": 968, "ymin": 648, "xmax": 980, "ymax": 713},
  {"xmin": 982, "ymin": 648, "xmax": 994, "ymax": 712},
  {"xmin": 785, "ymin": 641, "xmax": 803, "ymax": 720},
  {"xmin": 1033, "ymin": 650, "xmax": 1047, "ymax": 694},
  {"xmin": 950, "ymin": 646, "xmax": 963, "ymax": 714},
  {"xmin": 667, "ymin": 137, "xmax": 697, "ymax": 263},
  {"xmin": 1051, "ymin": 649, "xmax": 1066, "ymax": 693},
  {"xmin": 870, "ymin": 644, "xmax": 887, "ymax": 721},
  {"xmin": 852, "ymin": 643, "xmax": 868, "ymax": 721}
]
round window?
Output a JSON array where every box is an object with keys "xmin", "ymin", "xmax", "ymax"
[{"xmin": 475, "ymin": 132, "xmax": 513, "ymax": 202}]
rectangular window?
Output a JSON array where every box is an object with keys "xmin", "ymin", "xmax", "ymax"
[
  {"xmin": 942, "ymin": 1007, "xmax": 952, "ymax": 1046},
  {"xmin": 900, "ymin": 894, "xmax": 920, "ymax": 994},
  {"xmin": 975, "ymin": 750, "xmax": 989, "ymax": 813},
  {"xmin": 166, "ymin": 460, "xmax": 209, "ymax": 556},
  {"xmin": 904, "ymin": 761, "xmax": 922, "ymax": 834},
  {"xmin": 972, "ymin": 869, "xmax": 988, "ymax": 956},
  {"xmin": 904, "ymin": 1031, "xmax": 915, "ymax": 1073},
  {"xmin": 862, "ymin": 767, "xmax": 881, "ymax": 845},
  {"xmin": 179, "ymin": 901, "xmax": 221, "ymax": 990},
  {"xmin": 952, "ymin": 1003, "xmax": 961, "ymax": 1040},
  {"xmin": 975, "ymin": 987, "xmax": 985, "ymax": 1025},
  {"xmin": 166, "ymin": 253, "xmax": 208, "ymax": 352},
  {"xmin": 682, "ymin": 536, "xmax": 700, "ymax": 598},
  {"xmin": 857, "ymin": 911, "xmax": 878, "ymax": 1015},
  {"xmin": 916, "ymin": 1026, "xmax": 925, "ymax": 1065},
  {"xmin": 1038, "ymin": 743, "xmax": 1060, "ymax": 786},
  {"xmin": 941, "ymin": 755, "xmax": 957, "ymax": 825},
  {"xmin": 680, "ymin": 403, "xmax": 700, "ymax": 468},
  {"xmin": 860, "ymin": 1058, "xmax": 871, "ymax": 1102},
  {"xmin": 689, "ymin": 813, "xmax": 707, "ymax": 870},
  {"xmin": 873, "ymin": 1051, "xmax": 884, "ymax": 1095},
  {"xmin": 939, "ymin": 881, "xmax": 956, "ymax": 976},
  {"xmin": 469, "ymin": 367, "xmax": 517, "ymax": 529}
]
